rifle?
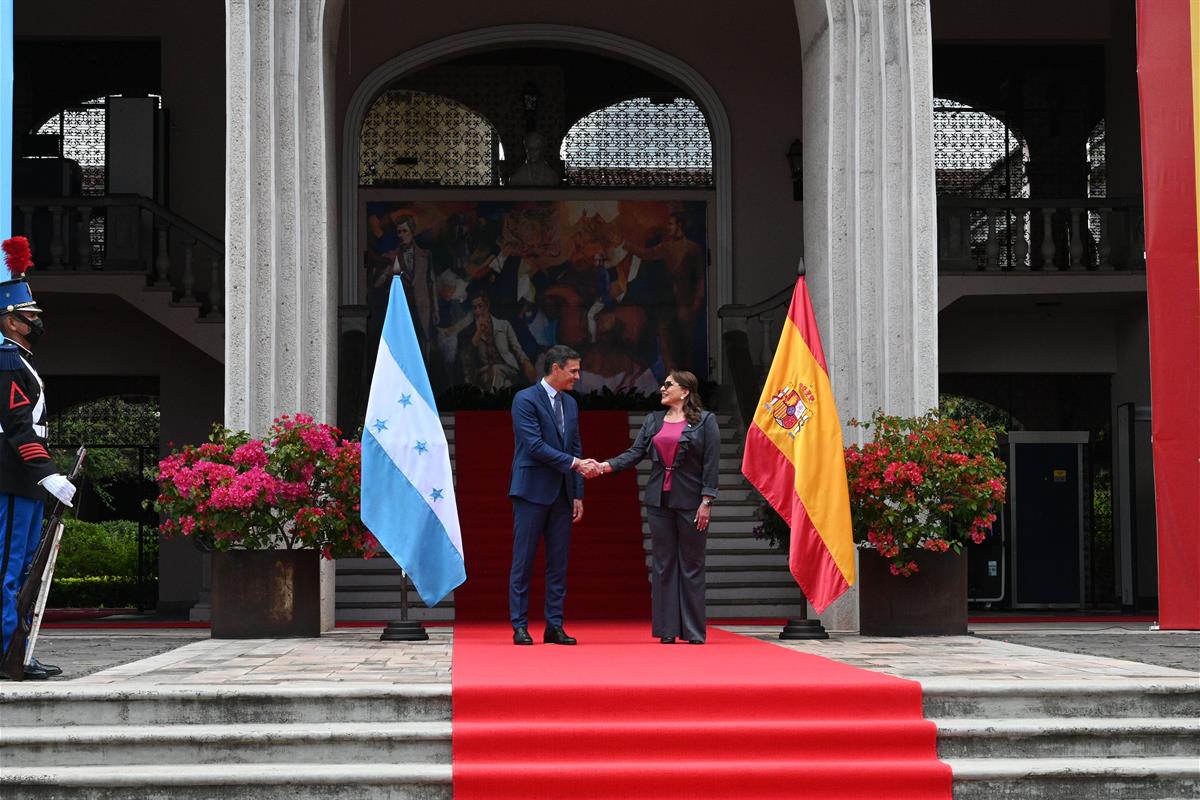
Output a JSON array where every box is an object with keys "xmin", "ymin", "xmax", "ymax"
[{"xmin": 0, "ymin": 446, "xmax": 87, "ymax": 680}]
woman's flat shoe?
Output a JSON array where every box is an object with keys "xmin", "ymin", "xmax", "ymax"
[
  {"xmin": 660, "ymin": 636, "xmax": 676, "ymax": 644},
  {"xmin": 687, "ymin": 639, "xmax": 704, "ymax": 645}
]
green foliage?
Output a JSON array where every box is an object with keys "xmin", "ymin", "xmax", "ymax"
[
  {"xmin": 49, "ymin": 396, "xmax": 159, "ymax": 509},
  {"xmin": 752, "ymin": 503, "xmax": 789, "ymax": 551},
  {"xmin": 434, "ymin": 383, "xmax": 682, "ymax": 411},
  {"xmin": 939, "ymin": 393, "xmax": 1014, "ymax": 432},
  {"xmin": 54, "ymin": 519, "xmax": 153, "ymax": 580},
  {"xmin": 47, "ymin": 576, "xmax": 140, "ymax": 608}
]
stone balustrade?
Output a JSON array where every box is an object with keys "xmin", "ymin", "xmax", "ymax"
[
  {"xmin": 937, "ymin": 197, "xmax": 1145, "ymax": 272},
  {"xmin": 11, "ymin": 194, "xmax": 225, "ymax": 321}
]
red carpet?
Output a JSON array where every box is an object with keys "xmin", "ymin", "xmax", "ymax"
[
  {"xmin": 452, "ymin": 622, "xmax": 952, "ymax": 799},
  {"xmin": 453, "ymin": 411, "xmax": 648, "ymax": 622}
]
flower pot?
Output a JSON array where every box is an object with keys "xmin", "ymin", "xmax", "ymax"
[
  {"xmin": 858, "ymin": 550, "xmax": 968, "ymax": 636},
  {"xmin": 210, "ymin": 549, "xmax": 322, "ymax": 638}
]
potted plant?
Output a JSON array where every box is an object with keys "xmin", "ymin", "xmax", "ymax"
[
  {"xmin": 844, "ymin": 410, "xmax": 1007, "ymax": 636},
  {"xmin": 154, "ymin": 414, "xmax": 379, "ymax": 638}
]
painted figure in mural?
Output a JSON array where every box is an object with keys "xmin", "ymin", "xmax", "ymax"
[
  {"xmin": 459, "ymin": 289, "xmax": 537, "ymax": 391},
  {"xmin": 364, "ymin": 212, "xmax": 438, "ymax": 398},
  {"xmin": 506, "ymin": 131, "xmax": 561, "ymax": 187},
  {"xmin": 627, "ymin": 212, "xmax": 706, "ymax": 373},
  {"xmin": 0, "ymin": 237, "xmax": 75, "ymax": 680}
]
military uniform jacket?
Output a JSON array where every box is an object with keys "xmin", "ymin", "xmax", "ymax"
[{"xmin": 0, "ymin": 341, "xmax": 54, "ymax": 499}]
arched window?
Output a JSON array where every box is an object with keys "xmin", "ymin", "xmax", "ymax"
[
  {"xmin": 934, "ymin": 98, "xmax": 1028, "ymax": 198},
  {"xmin": 560, "ymin": 97, "xmax": 712, "ymax": 187},
  {"xmin": 935, "ymin": 98, "xmax": 1030, "ymax": 269},
  {"xmin": 359, "ymin": 90, "xmax": 499, "ymax": 186},
  {"xmin": 33, "ymin": 94, "xmax": 164, "ymax": 266}
]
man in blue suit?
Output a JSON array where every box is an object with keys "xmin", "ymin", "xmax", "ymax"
[{"xmin": 508, "ymin": 345, "xmax": 599, "ymax": 645}]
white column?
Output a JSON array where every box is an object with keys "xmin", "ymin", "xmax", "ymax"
[
  {"xmin": 796, "ymin": 0, "xmax": 938, "ymax": 631},
  {"xmin": 225, "ymin": 0, "xmax": 345, "ymax": 435}
]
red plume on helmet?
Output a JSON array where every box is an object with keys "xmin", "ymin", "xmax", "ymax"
[{"xmin": 2, "ymin": 237, "xmax": 35, "ymax": 279}]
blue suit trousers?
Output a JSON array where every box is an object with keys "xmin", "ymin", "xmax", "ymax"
[
  {"xmin": 509, "ymin": 488, "xmax": 572, "ymax": 629},
  {"xmin": 1, "ymin": 494, "xmax": 45, "ymax": 655}
]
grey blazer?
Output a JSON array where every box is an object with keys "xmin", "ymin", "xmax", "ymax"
[{"xmin": 607, "ymin": 410, "xmax": 720, "ymax": 510}]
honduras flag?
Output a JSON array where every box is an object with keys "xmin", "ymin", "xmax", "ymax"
[{"xmin": 361, "ymin": 277, "xmax": 465, "ymax": 607}]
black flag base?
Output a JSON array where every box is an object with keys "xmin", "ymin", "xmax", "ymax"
[
  {"xmin": 779, "ymin": 617, "xmax": 829, "ymax": 640},
  {"xmin": 380, "ymin": 620, "xmax": 429, "ymax": 642}
]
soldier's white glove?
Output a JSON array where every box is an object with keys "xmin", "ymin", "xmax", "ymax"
[{"xmin": 38, "ymin": 473, "xmax": 76, "ymax": 507}]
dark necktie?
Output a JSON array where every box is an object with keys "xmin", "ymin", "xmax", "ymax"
[{"xmin": 553, "ymin": 392, "xmax": 565, "ymax": 439}]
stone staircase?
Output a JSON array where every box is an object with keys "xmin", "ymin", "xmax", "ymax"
[
  {"xmin": 930, "ymin": 679, "xmax": 1200, "ymax": 799},
  {"xmin": 3, "ymin": 667, "xmax": 1194, "ymax": 798},
  {"xmin": 335, "ymin": 412, "xmax": 801, "ymax": 621},
  {"xmin": 0, "ymin": 684, "xmax": 453, "ymax": 799}
]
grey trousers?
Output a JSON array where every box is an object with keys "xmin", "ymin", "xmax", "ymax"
[{"xmin": 646, "ymin": 505, "xmax": 707, "ymax": 641}]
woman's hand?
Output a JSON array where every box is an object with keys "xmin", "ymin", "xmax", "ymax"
[{"xmin": 694, "ymin": 501, "xmax": 711, "ymax": 532}]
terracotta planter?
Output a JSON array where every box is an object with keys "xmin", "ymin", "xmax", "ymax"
[
  {"xmin": 858, "ymin": 549, "xmax": 968, "ymax": 636},
  {"xmin": 211, "ymin": 549, "xmax": 322, "ymax": 638}
]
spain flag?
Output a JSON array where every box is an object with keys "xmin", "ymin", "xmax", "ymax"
[
  {"xmin": 1136, "ymin": 0, "xmax": 1200, "ymax": 630},
  {"xmin": 741, "ymin": 277, "xmax": 854, "ymax": 614}
]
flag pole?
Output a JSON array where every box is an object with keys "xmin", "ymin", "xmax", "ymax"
[
  {"xmin": 776, "ymin": 257, "xmax": 829, "ymax": 640},
  {"xmin": 380, "ymin": 568, "xmax": 429, "ymax": 641}
]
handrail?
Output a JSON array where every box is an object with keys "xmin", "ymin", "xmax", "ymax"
[
  {"xmin": 14, "ymin": 194, "xmax": 223, "ymax": 254},
  {"xmin": 716, "ymin": 284, "xmax": 792, "ymax": 318},
  {"xmin": 937, "ymin": 196, "xmax": 1142, "ymax": 210}
]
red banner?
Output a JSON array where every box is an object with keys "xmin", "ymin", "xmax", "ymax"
[{"xmin": 1136, "ymin": 0, "xmax": 1200, "ymax": 630}]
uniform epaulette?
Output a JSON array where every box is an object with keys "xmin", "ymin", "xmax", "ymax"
[{"xmin": 0, "ymin": 343, "xmax": 23, "ymax": 371}]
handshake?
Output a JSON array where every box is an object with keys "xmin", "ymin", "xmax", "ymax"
[{"xmin": 572, "ymin": 458, "xmax": 610, "ymax": 479}]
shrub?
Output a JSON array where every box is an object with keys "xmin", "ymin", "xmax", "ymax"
[
  {"xmin": 54, "ymin": 519, "xmax": 155, "ymax": 579},
  {"xmin": 845, "ymin": 410, "xmax": 1007, "ymax": 576},
  {"xmin": 154, "ymin": 414, "xmax": 378, "ymax": 559},
  {"xmin": 47, "ymin": 576, "xmax": 140, "ymax": 608}
]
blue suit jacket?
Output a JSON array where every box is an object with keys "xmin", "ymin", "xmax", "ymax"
[{"xmin": 508, "ymin": 383, "xmax": 584, "ymax": 505}]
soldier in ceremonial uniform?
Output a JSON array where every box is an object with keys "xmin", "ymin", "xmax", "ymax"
[{"xmin": 0, "ymin": 237, "xmax": 76, "ymax": 679}]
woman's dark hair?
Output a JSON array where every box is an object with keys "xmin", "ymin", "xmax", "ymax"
[{"xmin": 670, "ymin": 370, "xmax": 705, "ymax": 424}]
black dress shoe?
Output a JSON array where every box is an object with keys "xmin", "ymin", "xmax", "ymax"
[
  {"xmin": 660, "ymin": 636, "xmax": 676, "ymax": 644},
  {"xmin": 687, "ymin": 639, "xmax": 705, "ymax": 645},
  {"xmin": 543, "ymin": 625, "xmax": 577, "ymax": 645},
  {"xmin": 22, "ymin": 661, "xmax": 52, "ymax": 680},
  {"xmin": 512, "ymin": 626, "xmax": 533, "ymax": 645},
  {"xmin": 28, "ymin": 657, "xmax": 62, "ymax": 676}
]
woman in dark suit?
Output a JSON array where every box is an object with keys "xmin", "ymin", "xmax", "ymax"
[{"xmin": 598, "ymin": 370, "xmax": 720, "ymax": 644}]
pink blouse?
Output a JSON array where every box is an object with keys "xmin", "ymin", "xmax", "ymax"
[{"xmin": 653, "ymin": 419, "xmax": 687, "ymax": 492}]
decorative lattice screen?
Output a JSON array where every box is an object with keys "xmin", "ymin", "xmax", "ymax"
[
  {"xmin": 359, "ymin": 90, "xmax": 498, "ymax": 186},
  {"xmin": 560, "ymin": 97, "xmax": 713, "ymax": 188}
]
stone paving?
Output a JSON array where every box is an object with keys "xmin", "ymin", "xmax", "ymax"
[
  {"xmin": 737, "ymin": 626, "xmax": 1199, "ymax": 686},
  {"xmin": 61, "ymin": 628, "xmax": 454, "ymax": 686},
  {"xmin": 11, "ymin": 622, "xmax": 1196, "ymax": 690}
]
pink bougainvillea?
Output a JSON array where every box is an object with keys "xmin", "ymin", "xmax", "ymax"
[{"xmin": 154, "ymin": 416, "xmax": 379, "ymax": 559}]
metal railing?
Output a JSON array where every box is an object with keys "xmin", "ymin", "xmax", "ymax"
[
  {"xmin": 12, "ymin": 194, "xmax": 225, "ymax": 321},
  {"xmin": 937, "ymin": 197, "xmax": 1145, "ymax": 273}
]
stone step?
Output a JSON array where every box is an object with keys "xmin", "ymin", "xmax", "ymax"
[
  {"xmin": 337, "ymin": 566, "xmax": 788, "ymax": 592},
  {"xmin": 0, "ymin": 684, "xmax": 451, "ymax": 728},
  {"xmin": 0, "ymin": 722, "xmax": 451, "ymax": 769},
  {"xmin": 336, "ymin": 607, "xmax": 455, "ymax": 622},
  {"xmin": 935, "ymin": 717, "xmax": 1200, "ymax": 759},
  {"xmin": 947, "ymin": 756, "xmax": 1199, "ymax": 800},
  {"xmin": 922, "ymin": 681, "xmax": 1200, "ymax": 720},
  {"xmin": 704, "ymin": 601, "xmax": 804, "ymax": 616},
  {"xmin": 0, "ymin": 763, "xmax": 452, "ymax": 800}
]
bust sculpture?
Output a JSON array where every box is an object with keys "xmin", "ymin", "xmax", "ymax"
[{"xmin": 507, "ymin": 131, "xmax": 561, "ymax": 187}]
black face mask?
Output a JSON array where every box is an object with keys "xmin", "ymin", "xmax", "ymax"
[{"xmin": 16, "ymin": 315, "xmax": 44, "ymax": 343}]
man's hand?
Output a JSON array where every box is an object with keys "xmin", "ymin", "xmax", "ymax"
[
  {"xmin": 573, "ymin": 458, "xmax": 602, "ymax": 478},
  {"xmin": 572, "ymin": 499, "xmax": 584, "ymax": 523},
  {"xmin": 39, "ymin": 474, "xmax": 76, "ymax": 507}
]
